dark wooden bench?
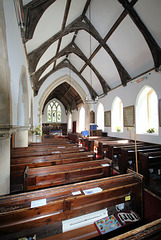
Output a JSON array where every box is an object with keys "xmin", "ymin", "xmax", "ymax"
[
  {"xmin": 106, "ymin": 142, "xmax": 150, "ymax": 160},
  {"xmin": 0, "ymin": 170, "xmax": 144, "ymax": 240},
  {"xmin": 68, "ymin": 133, "xmax": 79, "ymax": 143},
  {"xmin": 11, "ymin": 151, "xmax": 96, "ymax": 190},
  {"xmin": 11, "ymin": 144, "xmax": 82, "ymax": 158},
  {"xmin": 119, "ymin": 145, "xmax": 161, "ymax": 173},
  {"xmin": 12, "ymin": 142, "xmax": 77, "ymax": 151},
  {"xmin": 81, "ymin": 136, "xmax": 122, "ymax": 152},
  {"xmin": 97, "ymin": 139, "xmax": 134, "ymax": 159},
  {"xmin": 139, "ymin": 151, "xmax": 161, "ymax": 185},
  {"xmin": 23, "ymin": 159, "xmax": 113, "ymax": 191}
]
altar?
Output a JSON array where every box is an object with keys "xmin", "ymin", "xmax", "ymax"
[{"xmin": 42, "ymin": 123, "xmax": 67, "ymax": 135}]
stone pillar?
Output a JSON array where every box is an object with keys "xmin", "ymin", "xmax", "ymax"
[
  {"xmin": 15, "ymin": 127, "xmax": 29, "ymax": 147},
  {"xmin": 0, "ymin": 132, "xmax": 11, "ymax": 196},
  {"xmin": 0, "ymin": 2, "xmax": 12, "ymax": 196}
]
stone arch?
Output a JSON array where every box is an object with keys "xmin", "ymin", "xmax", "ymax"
[{"xmin": 38, "ymin": 74, "xmax": 88, "ymax": 127}]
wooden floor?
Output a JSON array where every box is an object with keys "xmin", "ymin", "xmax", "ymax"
[
  {"xmin": 41, "ymin": 218, "xmax": 161, "ymax": 240},
  {"xmin": 42, "ymin": 224, "xmax": 98, "ymax": 240}
]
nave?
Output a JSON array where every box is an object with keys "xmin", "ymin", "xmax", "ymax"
[{"xmin": 0, "ymin": 133, "xmax": 161, "ymax": 240}]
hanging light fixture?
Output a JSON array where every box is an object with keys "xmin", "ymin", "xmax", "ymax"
[{"xmin": 85, "ymin": 2, "xmax": 98, "ymax": 105}]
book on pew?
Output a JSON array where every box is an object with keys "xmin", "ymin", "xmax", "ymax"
[{"xmin": 94, "ymin": 210, "xmax": 140, "ymax": 235}]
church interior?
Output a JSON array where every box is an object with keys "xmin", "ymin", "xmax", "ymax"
[{"xmin": 0, "ymin": 0, "xmax": 161, "ymax": 239}]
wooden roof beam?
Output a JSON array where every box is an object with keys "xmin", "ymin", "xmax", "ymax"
[
  {"xmin": 80, "ymin": 0, "xmax": 138, "ymax": 73},
  {"xmin": 54, "ymin": 0, "xmax": 72, "ymax": 69},
  {"xmin": 32, "ymin": 42, "xmax": 110, "ymax": 95},
  {"xmin": 23, "ymin": 0, "xmax": 56, "ymax": 42},
  {"xmin": 35, "ymin": 59, "xmax": 97, "ymax": 100}
]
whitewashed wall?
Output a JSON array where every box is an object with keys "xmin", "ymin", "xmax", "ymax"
[
  {"xmin": 97, "ymin": 70, "xmax": 161, "ymax": 144},
  {"xmin": 3, "ymin": 0, "xmax": 32, "ymax": 126},
  {"xmin": 72, "ymin": 104, "xmax": 90, "ymax": 133}
]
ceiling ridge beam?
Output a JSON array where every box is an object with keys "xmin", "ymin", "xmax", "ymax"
[
  {"xmin": 71, "ymin": 0, "xmax": 91, "ymax": 44},
  {"xmin": 54, "ymin": 0, "xmax": 72, "ymax": 69},
  {"xmin": 118, "ymin": 0, "xmax": 161, "ymax": 70}
]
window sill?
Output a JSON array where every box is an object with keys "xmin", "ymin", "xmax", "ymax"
[{"xmin": 137, "ymin": 132, "xmax": 159, "ymax": 136}]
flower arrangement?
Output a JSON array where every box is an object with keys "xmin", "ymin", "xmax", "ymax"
[
  {"xmin": 116, "ymin": 126, "xmax": 122, "ymax": 132},
  {"xmin": 31, "ymin": 126, "xmax": 42, "ymax": 135},
  {"xmin": 146, "ymin": 128, "xmax": 155, "ymax": 133}
]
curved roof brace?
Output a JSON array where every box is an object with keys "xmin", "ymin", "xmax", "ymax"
[
  {"xmin": 118, "ymin": 0, "xmax": 161, "ymax": 71},
  {"xmin": 23, "ymin": 0, "xmax": 89, "ymax": 42},
  {"xmin": 28, "ymin": 14, "xmax": 131, "ymax": 86},
  {"xmin": 23, "ymin": 0, "xmax": 56, "ymax": 42},
  {"xmin": 34, "ymin": 59, "xmax": 98, "ymax": 100},
  {"xmin": 32, "ymin": 42, "xmax": 110, "ymax": 95},
  {"xmin": 80, "ymin": 0, "xmax": 138, "ymax": 74},
  {"xmin": 83, "ymin": 16, "xmax": 131, "ymax": 86}
]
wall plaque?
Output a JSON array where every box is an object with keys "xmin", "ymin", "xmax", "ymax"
[
  {"xmin": 104, "ymin": 111, "xmax": 111, "ymax": 127},
  {"xmin": 123, "ymin": 105, "xmax": 135, "ymax": 127},
  {"xmin": 159, "ymin": 99, "xmax": 161, "ymax": 127}
]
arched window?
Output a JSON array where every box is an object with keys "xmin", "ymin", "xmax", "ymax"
[
  {"xmin": 112, "ymin": 97, "xmax": 123, "ymax": 132},
  {"xmin": 136, "ymin": 86, "xmax": 158, "ymax": 134},
  {"xmin": 97, "ymin": 103, "xmax": 104, "ymax": 130},
  {"xmin": 68, "ymin": 113, "xmax": 72, "ymax": 132},
  {"xmin": 47, "ymin": 100, "xmax": 61, "ymax": 123},
  {"xmin": 79, "ymin": 107, "xmax": 85, "ymax": 132}
]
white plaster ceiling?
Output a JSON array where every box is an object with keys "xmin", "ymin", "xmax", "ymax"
[{"xmin": 23, "ymin": 0, "xmax": 161, "ymax": 100}]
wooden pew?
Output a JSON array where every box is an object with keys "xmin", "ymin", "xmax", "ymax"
[
  {"xmin": 68, "ymin": 133, "xmax": 79, "ymax": 143},
  {"xmin": 11, "ymin": 151, "xmax": 96, "ymax": 169},
  {"xmin": 106, "ymin": 142, "xmax": 150, "ymax": 160},
  {"xmin": 97, "ymin": 139, "xmax": 134, "ymax": 159},
  {"xmin": 12, "ymin": 142, "xmax": 77, "ymax": 152},
  {"xmin": 11, "ymin": 144, "xmax": 82, "ymax": 158},
  {"xmin": 23, "ymin": 159, "xmax": 112, "ymax": 191},
  {"xmin": 81, "ymin": 136, "xmax": 121, "ymax": 152},
  {"xmin": 119, "ymin": 145, "xmax": 161, "ymax": 173},
  {"xmin": 0, "ymin": 170, "xmax": 144, "ymax": 240},
  {"xmin": 11, "ymin": 151, "xmax": 96, "ymax": 191},
  {"xmin": 139, "ymin": 151, "xmax": 161, "ymax": 185}
]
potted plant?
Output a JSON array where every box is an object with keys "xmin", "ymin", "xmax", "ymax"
[
  {"xmin": 31, "ymin": 126, "xmax": 42, "ymax": 136},
  {"xmin": 116, "ymin": 126, "xmax": 121, "ymax": 132},
  {"xmin": 146, "ymin": 128, "xmax": 155, "ymax": 133}
]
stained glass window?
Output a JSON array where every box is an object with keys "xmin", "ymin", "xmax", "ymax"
[{"xmin": 47, "ymin": 101, "xmax": 61, "ymax": 123}]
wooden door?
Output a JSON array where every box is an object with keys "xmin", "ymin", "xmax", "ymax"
[{"xmin": 72, "ymin": 121, "xmax": 76, "ymax": 133}]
